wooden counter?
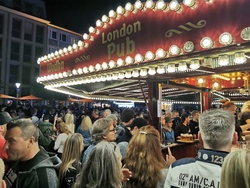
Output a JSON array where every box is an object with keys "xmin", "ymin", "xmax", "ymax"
[{"xmin": 161, "ymin": 141, "xmax": 201, "ymax": 160}]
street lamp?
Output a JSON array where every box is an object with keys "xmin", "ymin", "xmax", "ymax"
[{"xmin": 15, "ymin": 83, "xmax": 21, "ymax": 106}]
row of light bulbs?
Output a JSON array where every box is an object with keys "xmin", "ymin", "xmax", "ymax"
[
  {"xmin": 37, "ymin": 51, "xmax": 247, "ymax": 83},
  {"xmin": 163, "ymin": 100, "xmax": 200, "ymax": 104}
]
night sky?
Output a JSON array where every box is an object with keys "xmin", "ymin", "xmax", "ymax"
[{"xmin": 44, "ymin": 0, "xmax": 138, "ymax": 34}]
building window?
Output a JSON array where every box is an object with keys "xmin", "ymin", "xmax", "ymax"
[
  {"xmin": 0, "ymin": 14, "xmax": 3, "ymax": 35},
  {"xmin": 24, "ymin": 2, "xmax": 33, "ymax": 15},
  {"xmin": 36, "ymin": 25, "xmax": 44, "ymax": 44},
  {"xmin": 24, "ymin": 22, "xmax": 33, "ymax": 41},
  {"xmin": 12, "ymin": 19, "xmax": 22, "ymax": 38},
  {"xmin": 10, "ymin": 42, "xmax": 20, "ymax": 61},
  {"xmin": 49, "ymin": 47, "xmax": 57, "ymax": 53},
  {"xmin": 59, "ymin": 33, "xmax": 68, "ymax": 42},
  {"xmin": 9, "ymin": 64, "xmax": 19, "ymax": 83},
  {"xmin": 49, "ymin": 30, "xmax": 57, "ymax": 40},
  {"xmin": 23, "ymin": 44, "xmax": 32, "ymax": 63},
  {"xmin": 35, "ymin": 46, "xmax": 44, "ymax": 60},
  {"xmin": 22, "ymin": 66, "xmax": 31, "ymax": 84}
]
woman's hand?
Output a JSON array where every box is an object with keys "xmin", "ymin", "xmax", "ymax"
[
  {"xmin": 121, "ymin": 168, "xmax": 132, "ymax": 181},
  {"xmin": 166, "ymin": 147, "xmax": 176, "ymax": 167}
]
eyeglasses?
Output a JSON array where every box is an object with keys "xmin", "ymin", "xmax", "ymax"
[{"xmin": 109, "ymin": 129, "xmax": 116, "ymax": 132}]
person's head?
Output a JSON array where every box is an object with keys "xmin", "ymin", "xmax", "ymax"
[
  {"xmin": 181, "ymin": 113, "xmax": 190, "ymax": 125},
  {"xmin": 64, "ymin": 113, "xmax": 74, "ymax": 124},
  {"xmin": 0, "ymin": 158, "xmax": 6, "ymax": 188},
  {"xmin": 90, "ymin": 118, "xmax": 116, "ymax": 144},
  {"xmin": 43, "ymin": 114, "xmax": 50, "ymax": 122},
  {"xmin": 58, "ymin": 122, "xmax": 71, "ymax": 135},
  {"xmin": 4, "ymin": 119, "xmax": 39, "ymax": 161},
  {"xmin": 163, "ymin": 116, "xmax": 173, "ymax": 128},
  {"xmin": 221, "ymin": 150, "xmax": 250, "ymax": 188},
  {"xmin": 127, "ymin": 118, "xmax": 148, "ymax": 135},
  {"xmin": 74, "ymin": 141, "xmax": 122, "ymax": 188},
  {"xmin": 0, "ymin": 112, "xmax": 13, "ymax": 137},
  {"xmin": 171, "ymin": 110, "xmax": 179, "ymax": 118},
  {"xmin": 59, "ymin": 133, "xmax": 84, "ymax": 187},
  {"xmin": 221, "ymin": 99, "xmax": 236, "ymax": 115},
  {"xmin": 92, "ymin": 109, "xmax": 99, "ymax": 117},
  {"xmin": 103, "ymin": 109, "xmax": 111, "ymax": 118},
  {"xmin": 191, "ymin": 110, "xmax": 200, "ymax": 121},
  {"xmin": 125, "ymin": 125, "xmax": 166, "ymax": 188},
  {"xmin": 165, "ymin": 111, "xmax": 172, "ymax": 117},
  {"xmin": 241, "ymin": 100, "xmax": 250, "ymax": 113},
  {"xmin": 80, "ymin": 115, "xmax": 92, "ymax": 130},
  {"xmin": 198, "ymin": 109, "xmax": 237, "ymax": 151},
  {"xmin": 121, "ymin": 109, "xmax": 135, "ymax": 124},
  {"xmin": 106, "ymin": 114, "xmax": 118, "ymax": 127}
]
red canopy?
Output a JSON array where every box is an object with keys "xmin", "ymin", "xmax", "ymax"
[
  {"xmin": 18, "ymin": 95, "xmax": 42, "ymax": 100},
  {"xmin": 0, "ymin": 94, "xmax": 16, "ymax": 99}
]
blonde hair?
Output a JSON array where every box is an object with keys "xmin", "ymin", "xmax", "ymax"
[
  {"xmin": 80, "ymin": 115, "xmax": 92, "ymax": 130},
  {"xmin": 241, "ymin": 101, "xmax": 250, "ymax": 113},
  {"xmin": 58, "ymin": 122, "xmax": 71, "ymax": 135},
  {"xmin": 125, "ymin": 125, "xmax": 166, "ymax": 188},
  {"xmin": 0, "ymin": 158, "xmax": 4, "ymax": 188},
  {"xmin": 58, "ymin": 133, "xmax": 84, "ymax": 187},
  {"xmin": 65, "ymin": 113, "xmax": 74, "ymax": 125},
  {"xmin": 221, "ymin": 150, "xmax": 250, "ymax": 188}
]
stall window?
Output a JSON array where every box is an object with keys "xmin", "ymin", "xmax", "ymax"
[
  {"xmin": 22, "ymin": 66, "xmax": 31, "ymax": 84},
  {"xmin": 36, "ymin": 25, "xmax": 44, "ymax": 44},
  {"xmin": 9, "ymin": 64, "xmax": 19, "ymax": 83},
  {"xmin": 23, "ymin": 44, "xmax": 32, "ymax": 63},
  {"xmin": 0, "ymin": 14, "xmax": 4, "ymax": 35},
  {"xmin": 10, "ymin": 42, "xmax": 20, "ymax": 61},
  {"xmin": 24, "ymin": 22, "xmax": 33, "ymax": 41},
  {"xmin": 12, "ymin": 19, "xmax": 22, "ymax": 38}
]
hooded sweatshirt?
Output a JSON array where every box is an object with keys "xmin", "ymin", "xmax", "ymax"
[{"xmin": 4, "ymin": 147, "xmax": 61, "ymax": 188}]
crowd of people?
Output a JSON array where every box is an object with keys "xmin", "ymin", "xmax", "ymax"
[{"xmin": 0, "ymin": 99, "xmax": 250, "ymax": 187}]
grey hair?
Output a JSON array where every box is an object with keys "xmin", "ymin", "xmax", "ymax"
[
  {"xmin": 73, "ymin": 141, "xmax": 122, "ymax": 188},
  {"xmin": 7, "ymin": 118, "xmax": 39, "ymax": 142},
  {"xmin": 199, "ymin": 109, "xmax": 235, "ymax": 150},
  {"xmin": 90, "ymin": 118, "xmax": 113, "ymax": 145},
  {"xmin": 106, "ymin": 114, "xmax": 117, "ymax": 121}
]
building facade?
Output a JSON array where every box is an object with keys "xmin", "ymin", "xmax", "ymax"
[{"xmin": 0, "ymin": 1, "xmax": 82, "ymax": 98}]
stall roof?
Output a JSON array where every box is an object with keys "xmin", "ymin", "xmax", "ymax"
[{"xmin": 38, "ymin": 0, "xmax": 250, "ymax": 102}]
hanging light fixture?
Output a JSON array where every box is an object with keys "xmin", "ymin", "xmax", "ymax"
[
  {"xmin": 167, "ymin": 64, "xmax": 176, "ymax": 72},
  {"xmin": 140, "ymin": 69, "xmax": 148, "ymax": 76},
  {"xmin": 148, "ymin": 67, "xmax": 156, "ymax": 75},
  {"xmin": 189, "ymin": 59, "xmax": 200, "ymax": 70},
  {"xmin": 234, "ymin": 52, "xmax": 247, "ymax": 64},
  {"xmin": 157, "ymin": 65, "xmax": 165, "ymax": 74},
  {"xmin": 178, "ymin": 62, "xmax": 187, "ymax": 71},
  {"xmin": 218, "ymin": 55, "xmax": 229, "ymax": 66}
]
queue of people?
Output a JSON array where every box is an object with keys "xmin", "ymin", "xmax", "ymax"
[{"xmin": 0, "ymin": 100, "xmax": 250, "ymax": 188}]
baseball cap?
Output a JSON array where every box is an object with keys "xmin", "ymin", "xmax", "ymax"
[
  {"xmin": 0, "ymin": 112, "xmax": 14, "ymax": 125},
  {"xmin": 164, "ymin": 116, "xmax": 172, "ymax": 123},
  {"xmin": 128, "ymin": 118, "xmax": 148, "ymax": 129}
]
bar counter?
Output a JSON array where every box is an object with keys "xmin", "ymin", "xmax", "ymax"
[{"xmin": 161, "ymin": 140, "xmax": 201, "ymax": 160}]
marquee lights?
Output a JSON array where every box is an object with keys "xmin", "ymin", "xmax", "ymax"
[
  {"xmin": 109, "ymin": 60, "xmax": 116, "ymax": 68},
  {"xmin": 116, "ymin": 6, "xmax": 125, "ymax": 15},
  {"xmin": 117, "ymin": 58, "xmax": 125, "ymax": 66},
  {"xmin": 132, "ymin": 70, "xmax": 139, "ymax": 77},
  {"xmin": 145, "ymin": 51, "xmax": 155, "ymax": 61},
  {"xmin": 200, "ymin": 37, "xmax": 214, "ymax": 49},
  {"xmin": 95, "ymin": 63, "xmax": 102, "ymax": 71},
  {"xmin": 83, "ymin": 67, "xmax": 88, "ymax": 73},
  {"xmin": 145, "ymin": 0, "xmax": 155, "ymax": 9},
  {"xmin": 156, "ymin": 48, "xmax": 167, "ymax": 58},
  {"xmin": 140, "ymin": 69, "xmax": 148, "ymax": 76},
  {"xmin": 102, "ymin": 62, "xmax": 109, "ymax": 70},
  {"xmin": 135, "ymin": 54, "xmax": 144, "ymax": 63},
  {"xmin": 219, "ymin": 32, "xmax": 233, "ymax": 45},
  {"xmin": 169, "ymin": 0, "xmax": 182, "ymax": 12},
  {"xmin": 125, "ymin": 56, "xmax": 134, "ymax": 65},
  {"xmin": 178, "ymin": 62, "xmax": 187, "ymax": 71},
  {"xmin": 78, "ymin": 68, "xmax": 83, "ymax": 74},
  {"xmin": 134, "ymin": 0, "xmax": 143, "ymax": 10},
  {"xmin": 156, "ymin": 0, "xmax": 168, "ymax": 11},
  {"xmin": 125, "ymin": 2, "xmax": 134, "ymax": 12},
  {"xmin": 189, "ymin": 59, "xmax": 200, "ymax": 70},
  {"xmin": 157, "ymin": 65, "xmax": 165, "ymax": 74},
  {"xmin": 109, "ymin": 10, "xmax": 117, "ymax": 18},
  {"xmin": 148, "ymin": 67, "xmax": 156, "ymax": 75},
  {"xmin": 169, "ymin": 45, "xmax": 181, "ymax": 55},
  {"xmin": 183, "ymin": 0, "xmax": 197, "ymax": 8},
  {"xmin": 119, "ymin": 72, "xmax": 125, "ymax": 79},
  {"xmin": 101, "ymin": 15, "xmax": 110, "ymax": 22},
  {"xmin": 125, "ymin": 71, "xmax": 132, "ymax": 78},
  {"xmin": 96, "ymin": 19, "xmax": 103, "ymax": 27},
  {"xmin": 167, "ymin": 64, "xmax": 176, "ymax": 73},
  {"xmin": 198, "ymin": 78, "xmax": 204, "ymax": 84}
]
